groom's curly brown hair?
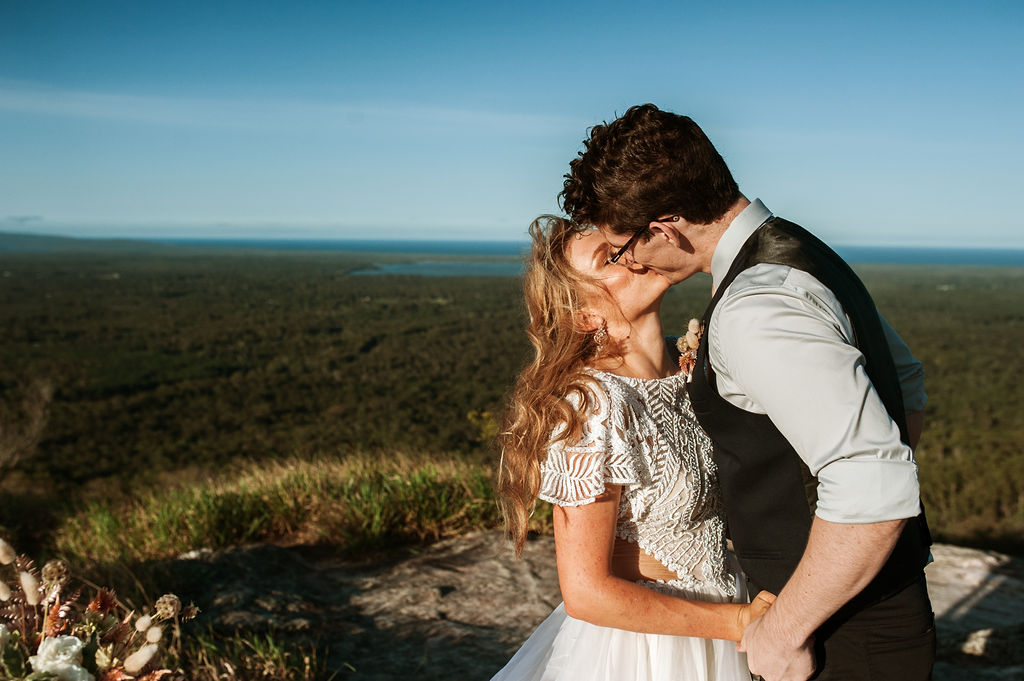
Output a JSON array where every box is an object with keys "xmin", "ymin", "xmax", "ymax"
[{"xmin": 560, "ymin": 104, "xmax": 740, "ymax": 234}]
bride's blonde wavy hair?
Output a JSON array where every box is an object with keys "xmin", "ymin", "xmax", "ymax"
[{"xmin": 498, "ymin": 215, "xmax": 615, "ymax": 556}]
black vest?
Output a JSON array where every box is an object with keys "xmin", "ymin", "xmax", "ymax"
[{"xmin": 687, "ymin": 217, "xmax": 931, "ymax": 605}]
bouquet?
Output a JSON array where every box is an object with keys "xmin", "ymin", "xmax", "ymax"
[{"xmin": 0, "ymin": 538, "xmax": 197, "ymax": 681}]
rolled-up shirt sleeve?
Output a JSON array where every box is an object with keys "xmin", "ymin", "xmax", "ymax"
[{"xmin": 709, "ymin": 266, "xmax": 922, "ymax": 524}]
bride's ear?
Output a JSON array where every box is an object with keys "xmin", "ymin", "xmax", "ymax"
[{"xmin": 574, "ymin": 310, "xmax": 603, "ymax": 333}]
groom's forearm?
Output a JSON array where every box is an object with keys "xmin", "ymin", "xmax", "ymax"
[
  {"xmin": 739, "ymin": 517, "xmax": 907, "ymax": 680},
  {"xmin": 757, "ymin": 516, "xmax": 906, "ymax": 645}
]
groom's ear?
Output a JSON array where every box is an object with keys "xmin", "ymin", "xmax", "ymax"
[{"xmin": 648, "ymin": 220, "xmax": 683, "ymax": 247}]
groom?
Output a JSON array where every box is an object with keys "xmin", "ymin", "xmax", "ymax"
[{"xmin": 560, "ymin": 104, "xmax": 935, "ymax": 681}]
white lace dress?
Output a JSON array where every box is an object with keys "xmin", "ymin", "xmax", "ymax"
[{"xmin": 491, "ymin": 369, "xmax": 751, "ymax": 681}]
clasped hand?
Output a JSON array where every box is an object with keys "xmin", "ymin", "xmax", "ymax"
[
  {"xmin": 738, "ymin": 594, "xmax": 816, "ymax": 681},
  {"xmin": 737, "ymin": 590, "xmax": 776, "ymax": 633}
]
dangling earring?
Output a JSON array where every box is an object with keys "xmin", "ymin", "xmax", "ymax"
[{"xmin": 592, "ymin": 321, "xmax": 608, "ymax": 352}]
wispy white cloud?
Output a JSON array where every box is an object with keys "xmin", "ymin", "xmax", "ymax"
[{"xmin": 0, "ymin": 80, "xmax": 577, "ymax": 136}]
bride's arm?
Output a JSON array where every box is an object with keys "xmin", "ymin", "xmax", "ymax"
[{"xmin": 554, "ymin": 484, "xmax": 773, "ymax": 642}]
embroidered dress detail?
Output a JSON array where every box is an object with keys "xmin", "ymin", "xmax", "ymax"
[
  {"xmin": 492, "ymin": 363, "xmax": 750, "ymax": 681},
  {"xmin": 538, "ymin": 370, "xmax": 735, "ymax": 597}
]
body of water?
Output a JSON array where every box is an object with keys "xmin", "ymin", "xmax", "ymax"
[
  {"xmin": 834, "ymin": 246, "xmax": 1024, "ymax": 267},
  {"xmin": 156, "ymin": 239, "xmax": 1024, "ymax": 276}
]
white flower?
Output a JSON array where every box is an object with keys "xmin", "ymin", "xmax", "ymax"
[
  {"xmin": 146, "ymin": 626, "xmax": 163, "ymax": 643},
  {"xmin": 135, "ymin": 614, "xmax": 152, "ymax": 632},
  {"xmin": 19, "ymin": 571, "xmax": 40, "ymax": 605},
  {"xmin": 0, "ymin": 539, "xmax": 15, "ymax": 565},
  {"xmin": 28, "ymin": 636, "xmax": 95, "ymax": 681},
  {"xmin": 687, "ymin": 318, "xmax": 701, "ymax": 335},
  {"xmin": 0, "ymin": 581, "xmax": 10, "ymax": 601},
  {"xmin": 123, "ymin": 643, "xmax": 159, "ymax": 674}
]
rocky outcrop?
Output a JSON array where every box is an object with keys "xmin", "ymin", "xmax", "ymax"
[
  {"xmin": 171, "ymin": 533, "xmax": 1024, "ymax": 680},
  {"xmin": 926, "ymin": 544, "xmax": 1024, "ymax": 680}
]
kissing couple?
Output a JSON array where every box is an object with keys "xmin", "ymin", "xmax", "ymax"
[{"xmin": 492, "ymin": 104, "xmax": 935, "ymax": 681}]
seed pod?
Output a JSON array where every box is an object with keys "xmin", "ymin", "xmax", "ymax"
[
  {"xmin": 19, "ymin": 571, "xmax": 40, "ymax": 605},
  {"xmin": 154, "ymin": 594, "xmax": 181, "ymax": 620},
  {"xmin": 0, "ymin": 539, "xmax": 15, "ymax": 565},
  {"xmin": 123, "ymin": 643, "xmax": 159, "ymax": 674},
  {"xmin": 135, "ymin": 614, "xmax": 152, "ymax": 632},
  {"xmin": 41, "ymin": 559, "xmax": 70, "ymax": 586}
]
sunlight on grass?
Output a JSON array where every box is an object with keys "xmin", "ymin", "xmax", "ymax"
[
  {"xmin": 177, "ymin": 628, "xmax": 327, "ymax": 681},
  {"xmin": 53, "ymin": 453, "xmax": 551, "ymax": 565}
]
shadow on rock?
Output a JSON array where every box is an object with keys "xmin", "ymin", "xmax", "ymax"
[
  {"xmin": 121, "ymin": 534, "xmax": 1024, "ymax": 680},
  {"xmin": 926, "ymin": 544, "xmax": 1024, "ymax": 680},
  {"xmin": 150, "ymin": 532, "xmax": 558, "ymax": 679}
]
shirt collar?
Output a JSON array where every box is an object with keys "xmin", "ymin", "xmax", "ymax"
[{"xmin": 711, "ymin": 198, "xmax": 772, "ymax": 292}]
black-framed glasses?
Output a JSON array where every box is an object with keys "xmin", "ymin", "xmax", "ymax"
[
  {"xmin": 607, "ymin": 216, "xmax": 680, "ymax": 264},
  {"xmin": 608, "ymin": 226, "xmax": 646, "ymax": 264}
]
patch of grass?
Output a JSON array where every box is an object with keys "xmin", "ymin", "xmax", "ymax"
[
  {"xmin": 175, "ymin": 628, "xmax": 329, "ymax": 681},
  {"xmin": 52, "ymin": 454, "xmax": 549, "ymax": 564}
]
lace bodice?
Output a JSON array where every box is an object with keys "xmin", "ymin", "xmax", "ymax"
[{"xmin": 538, "ymin": 369, "xmax": 735, "ymax": 596}]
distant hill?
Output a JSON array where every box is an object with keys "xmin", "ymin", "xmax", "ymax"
[{"xmin": 0, "ymin": 231, "xmax": 178, "ymax": 254}]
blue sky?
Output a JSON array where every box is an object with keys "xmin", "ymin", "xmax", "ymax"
[{"xmin": 1, "ymin": 0, "xmax": 1021, "ymax": 247}]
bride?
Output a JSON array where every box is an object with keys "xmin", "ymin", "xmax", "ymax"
[{"xmin": 492, "ymin": 216, "xmax": 773, "ymax": 681}]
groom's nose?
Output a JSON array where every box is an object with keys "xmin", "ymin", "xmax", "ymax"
[{"xmin": 619, "ymin": 256, "xmax": 647, "ymax": 271}]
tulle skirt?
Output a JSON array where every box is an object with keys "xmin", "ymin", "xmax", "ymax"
[{"xmin": 490, "ymin": 577, "xmax": 751, "ymax": 681}]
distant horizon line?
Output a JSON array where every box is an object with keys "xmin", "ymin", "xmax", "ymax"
[{"xmin": 2, "ymin": 228, "xmax": 1024, "ymax": 253}]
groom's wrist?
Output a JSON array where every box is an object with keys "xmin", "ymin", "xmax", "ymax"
[{"xmin": 761, "ymin": 597, "xmax": 815, "ymax": 649}]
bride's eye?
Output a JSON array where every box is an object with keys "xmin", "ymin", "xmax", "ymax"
[{"xmin": 602, "ymin": 246, "xmax": 615, "ymax": 266}]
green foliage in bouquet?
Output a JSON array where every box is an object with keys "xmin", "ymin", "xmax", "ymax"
[{"xmin": 0, "ymin": 539, "xmax": 197, "ymax": 681}]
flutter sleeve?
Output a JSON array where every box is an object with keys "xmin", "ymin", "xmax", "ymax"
[{"xmin": 537, "ymin": 377, "xmax": 651, "ymax": 507}]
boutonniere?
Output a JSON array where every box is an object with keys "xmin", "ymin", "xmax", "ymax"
[{"xmin": 676, "ymin": 318, "xmax": 702, "ymax": 381}]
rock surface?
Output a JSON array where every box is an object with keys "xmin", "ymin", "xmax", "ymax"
[
  {"xmin": 925, "ymin": 544, "xmax": 1024, "ymax": 680},
  {"xmin": 170, "ymin": 532, "xmax": 1024, "ymax": 680}
]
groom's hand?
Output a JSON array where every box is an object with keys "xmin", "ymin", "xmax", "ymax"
[{"xmin": 738, "ymin": 607, "xmax": 816, "ymax": 681}]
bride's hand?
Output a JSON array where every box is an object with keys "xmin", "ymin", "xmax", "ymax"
[{"xmin": 736, "ymin": 590, "xmax": 776, "ymax": 636}]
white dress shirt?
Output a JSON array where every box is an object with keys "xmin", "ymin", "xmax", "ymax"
[{"xmin": 707, "ymin": 199, "xmax": 926, "ymax": 524}]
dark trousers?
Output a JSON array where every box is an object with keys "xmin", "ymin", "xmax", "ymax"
[{"xmin": 812, "ymin": 573, "xmax": 935, "ymax": 681}]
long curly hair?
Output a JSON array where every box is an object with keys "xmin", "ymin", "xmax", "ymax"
[{"xmin": 497, "ymin": 215, "xmax": 611, "ymax": 556}]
